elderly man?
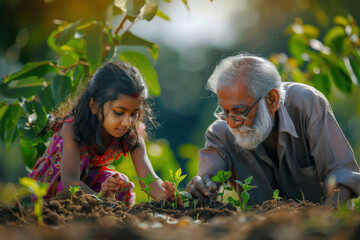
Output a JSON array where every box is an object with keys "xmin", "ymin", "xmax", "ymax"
[{"xmin": 186, "ymin": 53, "xmax": 360, "ymax": 206}]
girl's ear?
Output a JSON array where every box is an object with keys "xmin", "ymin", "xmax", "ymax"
[{"xmin": 89, "ymin": 98, "xmax": 98, "ymax": 114}]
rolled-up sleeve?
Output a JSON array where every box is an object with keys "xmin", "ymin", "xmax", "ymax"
[{"xmin": 305, "ymin": 90, "xmax": 360, "ymax": 198}]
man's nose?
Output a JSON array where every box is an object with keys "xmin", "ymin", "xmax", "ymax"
[{"xmin": 227, "ymin": 118, "xmax": 243, "ymax": 129}]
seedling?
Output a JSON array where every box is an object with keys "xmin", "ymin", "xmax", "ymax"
[
  {"xmin": 69, "ymin": 186, "xmax": 81, "ymax": 204},
  {"xmin": 18, "ymin": 177, "xmax": 49, "ymax": 226},
  {"xmin": 227, "ymin": 196, "xmax": 241, "ymax": 208},
  {"xmin": 135, "ymin": 174, "xmax": 159, "ymax": 204},
  {"xmin": 179, "ymin": 191, "xmax": 192, "ymax": 208},
  {"xmin": 272, "ymin": 189, "xmax": 282, "ymax": 201},
  {"xmin": 169, "ymin": 168, "xmax": 187, "ymax": 209},
  {"xmin": 211, "ymin": 170, "xmax": 233, "ymax": 203},
  {"xmin": 234, "ymin": 176, "xmax": 257, "ymax": 212}
]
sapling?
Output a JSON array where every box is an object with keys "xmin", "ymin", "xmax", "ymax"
[
  {"xmin": 234, "ymin": 176, "xmax": 257, "ymax": 212},
  {"xmin": 18, "ymin": 177, "xmax": 49, "ymax": 226},
  {"xmin": 135, "ymin": 174, "xmax": 159, "ymax": 204},
  {"xmin": 69, "ymin": 186, "xmax": 81, "ymax": 204},
  {"xmin": 169, "ymin": 168, "xmax": 187, "ymax": 209},
  {"xmin": 272, "ymin": 189, "xmax": 282, "ymax": 201},
  {"xmin": 211, "ymin": 170, "xmax": 233, "ymax": 203}
]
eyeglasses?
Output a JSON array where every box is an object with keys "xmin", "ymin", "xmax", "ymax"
[{"xmin": 214, "ymin": 96, "xmax": 262, "ymax": 123}]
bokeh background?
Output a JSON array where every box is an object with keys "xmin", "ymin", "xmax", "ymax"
[{"xmin": 1, "ymin": 0, "xmax": 360, "ymax": 202}]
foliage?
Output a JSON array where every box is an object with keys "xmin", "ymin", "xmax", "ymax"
[
  {"xmin": 233, "ymin": 176, "xmax": 257, "ymax": 212},
  {"xmin": 272, "ymin": 189, "xmax": 282, "ymax": 201},
  {"xmin": 270, "ymin": 15, "xmax": 360, "ymax": 99},
  {"xmin": 69, "ymin": 186, "xmax": 81, "ymax": 204},
  {"xmin": 211, "ymin": 170, "xmax": 233, "ymax": 203},
  {"xmin": 18, "ymin": 177, "xmax": 49, "ymax": 226},
  {"xmin": 169, "ymin": 168, "xmax": 187, "ymax": 209},
  {"xmin": 134, "ymin": 174, "xmax": 158, "ymax": 203},
  {"xmin": 0, "ymin": 0, "xmax": 192, "ymax": 169}
]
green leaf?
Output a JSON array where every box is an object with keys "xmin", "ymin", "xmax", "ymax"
[
  {"xmin": 86, "ymin": 22, "xmax": 103, "ymax": 73},
  {"xmin": 241, "ymin": 191, "xmax": 250, "ymax": 203},
  {"xmin": 142, "ymin": 1, "xmax": 158, "ymax": 21},
  {"xmin": 333, "ymin": 15, "xmax": 349, "ymax": 27},
  {"xmin": 3, "ymin": 61, "xmax": 56, "ymax": 83},
  {"xmin": 323, "ymin": 26, "xmax": 346, "ymax": 52},
  {"xmin": 225, "ymin": 186, "xmax": 233, "ymax": 191},
  {"xmin": 224, "ymin": 171, "xmax": 232, "ymax": 180},
  {"xmin": 288, "ymin": 35, "xmax": 308, "ymax": 66},
  {"xmin": 312, "ymin": 74, "xmax": 331, "ymax": 98},
  {"xmin": 20, "ymin": 137, "xmax": 38, "ymax": 169},
  {"xmin": 33, "ymin": 101, "xmax": 48, "ymax": 129},
  {"xmin": 349, "ymin": 58, "xmax": 360, "ymax": 85},
  {"xmin": 211, "ymin": 176, "xmax": 221, "ymax": 182},
  {"xmin": 38, "ymin": 86, "xmax": 56, "ymax": 113},
  {"xmin": 169, "ymin": 169, "xmax": 174, "ymax": 181},
  {"xmin": 118, "ymin": 51, "xmax": 161, "ymax": 96},
  {"xmin": 233, "ymin": 180, "xmax": 243, "ymax": 186},
  {"xmin": 179, "ymin": 175, "xmax": 186, "ymax": 182},
  {"xmin": 180, "ymin": 191, "xmax": 192, "ymax": 200},
  {"xmin": 51, "ymin": 75, "xmax": 72, "ymax": 105},
  {"xmin": 156, "ymin": 10, "xmax": 170, "ymax": 21},
  {"xmin": 55, "ymin": 19, "xmax": 82, "ymax": 46},
  {"xmin": 303, "ymin": 24, "xmax": 320, "ymax": 38},
  {"xmin": 273, "ymin": 189, "xmax": 279, "ymax": 196},
  {"xmin": 244, "ymin": 176, "xmax": 253, "ymax": 185},
  {"xmin": 175, "ymin": 168, "xmax": 182, "ymax": 179},
  {"xmin": 1, "ymin": 76, "xmax": 45, "ymax": 99},
  {"xmin": 0, "ymin": 105, "xmax": 20, "ymax": 149},
  {"xmin": 329, "ymin": 66, "xmax": 353, "ymax": 94},
  {"xmin": 121, "ymin": 31, "xmax": 155, "ymax": 49},
  {"xmin": 181, "ymin": 0, "xmax": 189, "ymax": 10}
]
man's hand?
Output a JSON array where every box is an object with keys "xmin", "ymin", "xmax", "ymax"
[
  {"xmin": 162, "ymin": 180, "xmax": 184, "ymax": 209},
  {"xmin": 101, "ymin": 174, "xmax": 131, "ymax": 200},
  {"xmin": 186, "ymin": 176, "xmax": 218, "ymax": 198}
]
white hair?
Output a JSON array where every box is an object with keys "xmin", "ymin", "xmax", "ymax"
[{"xmin": 207, "ymin": 53, "xmax": 286, "ymax": 103}]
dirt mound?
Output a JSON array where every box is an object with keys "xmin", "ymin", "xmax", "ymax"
[{"xmin": 1, "ymin": 190, "xmax": 360, "ymax": 240}]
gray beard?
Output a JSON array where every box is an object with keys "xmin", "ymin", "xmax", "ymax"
[{"xmin": 228, "ymin": 98, "xmax": 274, "ymax": 150}]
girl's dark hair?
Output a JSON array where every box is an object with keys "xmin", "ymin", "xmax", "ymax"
[{"xmin": 69, "ymin": 61, "xmax": 153, "ymax": 153}]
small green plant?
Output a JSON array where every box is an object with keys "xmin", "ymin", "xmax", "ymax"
[
  {"xmin": 96, "ymin": 190, "xmax": 103, "ymax": 199},
  {"xmin": 169, "ymin": 168, "xmax": 187, "ymax": 209},
  {"xmin": 211, "ymin": 170, "xmax": 233, "ymax": 203},
  {"xmin": 18, "ymin": 177, "xmax": 49, "ymax": 226},
  {"xmin": 135, "ymin": 174, "xmax": 159, "ymax": 204},
  {"xmin": 227, "ymin": 196, "xmax": 241, "ymax": 208},
  {"xmin": 234, "ymin": 176, "xmax": 257, "ymax": 212},
  {"xmin": 179, "ymin": 191, "xmax": 192, "ymax": 208},
  {"xmin": 69, "ymin": 186, "xmax": 81, "ymax": 204},
  {"xmin": 272, "ymin": 189, "xmax": 282, "ymax": 201}
]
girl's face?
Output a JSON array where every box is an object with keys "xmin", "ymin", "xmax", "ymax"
[{"xmin": 100, "ymin": 94, "xmax": 143, "ymax": 139}]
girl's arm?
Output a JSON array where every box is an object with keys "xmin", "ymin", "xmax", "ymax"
[
  {"xmin": 131, "ymin": 136, "xmax": 165, "ymax": 201},
  {"xmin": 60, "ymin": 122, "xmax": 95, "ymax": 194}
]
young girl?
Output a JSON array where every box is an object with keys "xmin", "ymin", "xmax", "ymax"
[{"xmin": 29, "ymin": 61, "xmax": 172, "ymax": 206}]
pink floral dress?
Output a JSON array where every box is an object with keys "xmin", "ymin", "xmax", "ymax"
[{"xmin": 28, "ymin": 117, "xmax": 135, "ymax": 206}]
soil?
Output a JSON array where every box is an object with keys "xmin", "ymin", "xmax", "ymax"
[{"xmin": 1, "ymin": 190, "xmax": 360, "ymax": 240}]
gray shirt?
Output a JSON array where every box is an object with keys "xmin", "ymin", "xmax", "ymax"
[{"xmin": 200, "ymin": 82, "xmax": 360, "ymax": 205}]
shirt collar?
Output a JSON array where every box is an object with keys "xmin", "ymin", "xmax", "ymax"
[{"xmin": 277, "ymin": 102, "xmax": 299, "ymax": 138}]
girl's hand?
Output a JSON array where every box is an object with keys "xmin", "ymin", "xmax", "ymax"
[
  {"xmin": 101, "ymin": 174, "xmax": 132, "ymax": 200},
  {"xmin": 161, "ymin": 180, "xmax": 184, "ymax": 209}
]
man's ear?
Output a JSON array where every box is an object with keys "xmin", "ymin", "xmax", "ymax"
[
  {"xmin": 89, "ymin": 98, "xmax": 98, "ymax": 115},
  {"xmin": 266, "ymin": 89, "xmax": 280, "ymax": 114}
]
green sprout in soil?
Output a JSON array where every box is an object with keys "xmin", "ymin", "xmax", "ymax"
[
  {"xmin": 272, "ymin": 189, "xmax": 282, "ymax": 201},
  {"xmin": 169, "ymin": 168, "xmax": 187, "ymax": 210},
  {"xmin": 211, "ymin": 170, "xmax": 233, "ymax": 203},
  {"xmin": 18, "ymin": 177, "xmax": 49, "ymax": 226},
  {"xmin": 234, "ymin": 176, "xmax": 257, "ymax": 212},
  {"xmin": 179, "ymin": 191, "xmax": 192, "ymax": 208},
  {"xmin": 135, "ymin": 174, "xmax": 159, "ymax": 204},
  {"xmin": 69, "ymin": 186, "xmax": 81, "ymax": 204}
]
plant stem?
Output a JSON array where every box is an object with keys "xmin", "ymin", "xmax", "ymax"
[{"xmin": 114, "ymin": 15, "xmax": 127, "ymax": 35}]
